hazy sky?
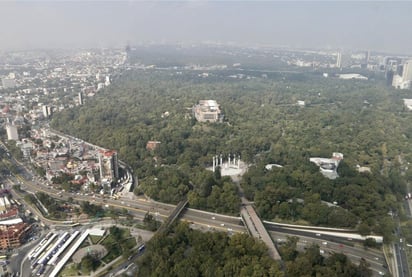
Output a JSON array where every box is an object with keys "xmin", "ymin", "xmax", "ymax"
[{"xmin": 1, "ymin": 1, "xmax": 411, "ymax": 54}]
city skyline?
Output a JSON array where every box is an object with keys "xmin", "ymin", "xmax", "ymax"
[{"xmin": 0, "ymin": 1, "xmax": 412, "ymax": 54}]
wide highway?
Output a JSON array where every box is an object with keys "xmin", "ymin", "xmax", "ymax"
[
  {"xmin": 16, "ymin": 170, "xmax": 390, "ymax": 276},
  {"xmin": 3, "ymin": 146, "xmax": 391, "ymax": 276},
  {"xmin": 270, "ymin": 230, "xmax": 388, "ymax": 276}
]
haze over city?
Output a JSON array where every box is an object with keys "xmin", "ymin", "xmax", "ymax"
[
  {"xmin": 2, "ymin": 1, "xmax": 412, "ymax": 277},
  {"xmin": 1, "ymin": 1, "xmax": 412, "ymax": 54}
]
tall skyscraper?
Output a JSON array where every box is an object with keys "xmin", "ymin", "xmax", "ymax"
[
  {"xmin": 42, "ymin": 105, "xmax": 49, "ymax": 118},
  {"xmin": 365, "ymin": 50, "xmax": 370, "ymax": 65},
  {"xmin": 393, "ymin": 60, "xmax": 412, "ymax": 89},
  {"xmin": 6, "ymin": 124, "xmax": 19, "ymax": 141},
  {"xmin": 78, "ymin": 92, "xmax": 83, "ymax": 105},
  {"xmin": 99, "ymin": 150, "xmax": 119, "ymax": 181},
  {"xmin": 386, "ymin": 70, "xmax": 394, "ymax": 86},
  {"xmin": 105, "ymin": 76, "xmax": 111, "ymax": 86},
  {"xmin": 402, "ymin": 60, "xmax": 412, "ymax": 82},
  {"xmin": 47, "ymin": 106, "xmax": 53, "ymax": 117},
  {"xmin": 336, "ymin": 51, "xmax": 342, "ymax": 68}
]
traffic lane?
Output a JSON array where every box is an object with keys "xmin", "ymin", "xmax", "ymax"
[
  {"xmin": 400, "ymin": 247, "xmax": 410, "ymax": 277},
  {"xmin": 17, "ymin": 178, "xmax": 171, "ymax": 227},
  {"xmin": 396, "ymin": 214, "xmax": 411, "ymax": 277},
  {"xmin": 100, "ymin": 241, "xmax": 146, "ymax": 276},
  {"xmin": 272, "ymin": 232, "xmax": 384, "ymax": 266},
  {"xmin": 14, "ymin": 154, "xmax": 386, "ymax": 271},
  {"xmin": 180, "ymin": 213, "xmax": 246, "ymax": 233},
  {"xmin": 130, "ymin": 198, "xmax": 177, "ymax": 211},
  {"xmin": 12, "ymin": 164, "xmax": 387, "ymax": 275},
  {"xmin": 92, "ymin": 198, "xmax": 171, "ymax": 219},
  {"xmin": 10, "ymin": 181, "xmax": 75, "ymax": 226},
  {"xmin": 18, "ymin": 176, "xmax": 171, "ymax": 220},
  {"xmin": 19, "ymin": 167, "xmax": 243, "ymax": 227},
  {"xmin": 17, "ymin": 179, "xmax": 158, "ymax": 227},
  {"xmin": 19, "ymin": 172, "xmax": 383, "ymax": 269},
  {"xmin": 394, "ymin": 243, "xmax": 408, "ymax": 277},
  {"xmin": 25, "ymin": 181, "xmax": 172, "ymax": 217},
  {"xmin": 88, "ymin": 200, "xmax": 169, "ymax": 222},
  {"xmin": 21, "ymin": 172, "xmax": 246, "ymax": 231},
  {"xmin": 267, "ymin": 224, "xmax": 381, "ymax": 252},
  {"xmin": 16, "ymin": 158, "xmax": 155, "ymax": 211},
  {"xmin": 270, "ymin": 231, "xmax": 388, "ymax": 276},
  {"xmin": 407, "ymin": 199, "xmax": 412, "ymax": 217},
  {"xmin": 21, "ymin": 257, "xmax": 32, "ymax": 277},
  {"xmin": 16, "ymin": 231, "xmax": 48, "ymax": 277},
  {"xmin": 15, "ymin": 162, "xmax": 243, "ymax": 227},
  {"xmin": 183, "ymin": 209, "xmax": 242, "ymax": 225},
  {"xmin": 108, "ymin": 198, "xmax": 170, "ymax": 214},
  {"xmin": 268, "ymin": 227, "xmax": 385, "ymax": 262},
  {"xmin": 104, "ymin": 201, "xmax": 243, "ymax": 234},
  {"xmin": 16, "ymin": 169, "xmax": 381, "ymax": 270}
]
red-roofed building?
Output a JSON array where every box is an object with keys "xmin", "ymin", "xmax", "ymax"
[{"xmin": 0, "ymin": 208, "xmax": 19, "ymax": 220}]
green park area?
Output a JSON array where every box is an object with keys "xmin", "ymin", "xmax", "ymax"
[{"xmin": 59, "ymin": 226, "xmax": 136, "ymax": 276}]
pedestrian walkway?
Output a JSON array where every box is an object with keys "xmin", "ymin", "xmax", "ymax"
[{"xmin": 241, "ymin": 203, "xmax": 281, "ymax": 260}]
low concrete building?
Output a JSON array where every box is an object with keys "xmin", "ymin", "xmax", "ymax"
[
  {"xmin": 310, "ymin": 152, "xmax": 343, "ymax": 179},
  {"xmin": 403, "ymin": 99, "xmax": 412, "ymax": 110},
  {"xmin": 393, "ymin": 75, "xmax": 411, "ymax": 89},
  {"xmin": 337, "ymin": 73, "xmax": 368, "ymax": 80}
]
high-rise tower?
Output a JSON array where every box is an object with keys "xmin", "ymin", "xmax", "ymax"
[
  {"xmin": 336, "ymin": 51, "xmax": 342, "ymax": 68},
  {"xmin": 6, "ymin": 124, "xmax": 18, "ymax": 141},
  {"xmin": 402, "ymin": 60, "xmax": 412, "ymax": 82},
  {"xmin": 99, "ymin": 150, "xmax": 119, "ymax": 181},
  {"xmin": 78, "ymin": 92, "xmax": 83, "ymax": 105}
]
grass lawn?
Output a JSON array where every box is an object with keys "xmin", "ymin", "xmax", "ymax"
[
  {"xmin": 89, "ymin": 234, "xmax": 102, "ymax": 244},
  {"xmin": 101, "ymin": 227, "xmax": 136, "ymax": 263},
  {"xmin": 59, "ymin": 263, "xmax": 79, "ymax": 277}
]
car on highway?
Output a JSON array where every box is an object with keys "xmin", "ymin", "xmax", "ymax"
[
  {"xmin": 322, "ymin": 241, "xmax": 327, "ymax": 245},
  {"xmin": 137, "ymin": 244, "xmax": 145, "ymax": 254}
]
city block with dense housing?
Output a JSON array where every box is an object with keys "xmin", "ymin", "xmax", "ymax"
[{"xmin": 29, "ymin": 129, "xmax": 122, "ymax": 196}]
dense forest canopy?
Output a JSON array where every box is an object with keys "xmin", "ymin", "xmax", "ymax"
[
  {"xmin": 51, "ymin": 64, "xmax": 412, "ymax": 238},
  {"xmin": 138, "ymin": 222, "xmax": 371, "ymax": 277}
]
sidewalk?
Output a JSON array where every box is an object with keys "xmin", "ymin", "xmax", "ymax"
[{"xmin": 91, "ymin": 255, "xmax": 123, "ymax": 277}]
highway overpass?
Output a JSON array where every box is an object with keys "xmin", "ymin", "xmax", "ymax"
[
  {"xmin": 241, "ymin": 204, "xmax": 281, "ymax": 260},
  {"xmin": 156, "ymin": 198, "xmax": 188, "ymax": 234}
]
